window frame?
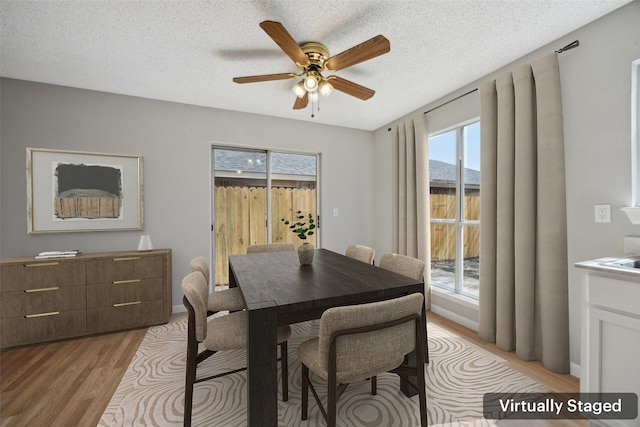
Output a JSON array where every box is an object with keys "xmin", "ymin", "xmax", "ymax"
[{"xmin": 428, "ymin": 119, "xmax": 480, "ymax": 299}]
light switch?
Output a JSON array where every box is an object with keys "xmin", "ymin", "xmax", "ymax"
[{"xmin": 333, "ymin": 208, "xmax": 339, "ymax": 217}]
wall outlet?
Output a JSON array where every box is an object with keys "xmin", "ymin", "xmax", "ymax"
[{"xmin": 595, "ymin": 204, "xmax": 611, "ymax": 223}]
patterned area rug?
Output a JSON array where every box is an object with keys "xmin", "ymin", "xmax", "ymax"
[{"xmin": 99, "ymin": 313, "xmax": 549, "ymax": 426}]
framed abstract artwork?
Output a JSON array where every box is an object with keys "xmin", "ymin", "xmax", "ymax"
[{"xmin": 27, "ymin": 148, "xmax": 143, "ymax": 233}]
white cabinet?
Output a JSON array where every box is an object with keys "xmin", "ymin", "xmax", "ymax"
[{"xmin": 577, "ymin": 264, "xmax": 640, "ymax": 427}]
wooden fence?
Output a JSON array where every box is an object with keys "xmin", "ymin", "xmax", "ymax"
[
  {"xmin": 214, "ymin": 186, "xmax": 316, "ymax": 285},
  {"xmin": 430, "ymin": 194, "xmax": 480, "ymax": 260},
  {"xmin": 213, "ymin": 187, "xmax": 477, "ymax": 284}
]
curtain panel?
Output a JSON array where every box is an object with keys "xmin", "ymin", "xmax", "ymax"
[
  {"xmin": 478, "ymin": 53, "xmax": 569, "ymax": 373},
  {"xmin": 392, "ymin": 117, "xmax": 431, "ymax": 308}
]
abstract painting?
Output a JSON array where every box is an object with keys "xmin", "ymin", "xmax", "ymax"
[{"xmin": 27, "ymin": 148, "xmax": 143, "ymax": 233}]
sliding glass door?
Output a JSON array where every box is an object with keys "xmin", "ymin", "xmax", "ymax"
[{"xmin": 212, "ymin": 147, "xmax": 318, "ymax": 285}]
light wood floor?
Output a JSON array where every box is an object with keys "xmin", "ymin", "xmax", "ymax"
[
  {"xmin": 0, "ymin": 327, "xmax": 147, "ymax": 427},
  {"xmin": 0, "ymin": 312, "xmax": 582, "ymax": 426}
]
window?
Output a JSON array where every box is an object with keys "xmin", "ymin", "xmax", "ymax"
[{"xmin": 429, "ymin": 121, "xmax": 480, "ymax": 299}]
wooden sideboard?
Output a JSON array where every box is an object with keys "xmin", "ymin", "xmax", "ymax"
[{"xmin": 0, "ymin": 249, "xmax": 171, "ymax": 350}]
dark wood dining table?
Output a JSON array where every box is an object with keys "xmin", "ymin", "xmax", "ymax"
[{"xmin": 228, "ymin": 248, "xmax": 426, "ymax": 427}]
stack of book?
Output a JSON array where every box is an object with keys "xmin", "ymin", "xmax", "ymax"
[{"xmin": 35, "ymin": 250, "xmax": 82, "ymax": 259}]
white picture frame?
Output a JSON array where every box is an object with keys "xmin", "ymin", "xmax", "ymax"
[{"xmin": 27, "ymin": 148, "xmax": 143, "ymax": 233}]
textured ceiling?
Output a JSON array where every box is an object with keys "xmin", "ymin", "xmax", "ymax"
[{"xmin": 0, "ymin": 0, "xmax": 633, "ymax": 131}]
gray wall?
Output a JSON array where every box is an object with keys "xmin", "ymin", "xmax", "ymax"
[
  {"xmin": 373, "ymin": 1, "xmax": 640, "ymax": 374},
  {"xmin": 0, "ymin": 80, "xmax": 375, "ymax": 309}
]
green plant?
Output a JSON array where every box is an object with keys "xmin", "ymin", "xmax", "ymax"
[{"xmin": 281, "ymin": 211, "xmax": 315, "ymax": 240}]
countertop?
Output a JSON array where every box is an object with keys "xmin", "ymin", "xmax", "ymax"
[{"xmin": 575, "ymin": 257, "xmax": 640, "ymax": 279}]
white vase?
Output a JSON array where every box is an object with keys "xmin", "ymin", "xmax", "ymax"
[
  {"xmin": 137, "ymin": 235, "xmax": 153, "ymax": 251},
  {"xmin": 297, "ymin": 242, "xmax": 314, "ymax": 265}
]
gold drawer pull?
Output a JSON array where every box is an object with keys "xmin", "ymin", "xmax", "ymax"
[
  {"xmin": 112, "ymin": 257, "xmax": 141, "ymax": 262},
  {"xmin": 25, "ymin": 311, "xmax": 60, "ymax": 318},
  {"xmin": 113, "ymin": 279, "xmax": 141, "ymax": 285},
  {"xmin": 24, "ymin": 287, "xmax": 60, "ymax": 293},
  {"xmin": 24, "ymin": 262, "xmax": 59, "ymax": 267},
  {"xmin": 113, "ymin": 301, "xmax": 142, "ymax": 307}
]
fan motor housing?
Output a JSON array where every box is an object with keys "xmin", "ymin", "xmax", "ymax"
[{"xmin": 299, "ymin": 42, "xmax": 329, "ymax": 70}]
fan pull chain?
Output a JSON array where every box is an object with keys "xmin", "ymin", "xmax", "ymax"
[{"xmin": 310, "ymin": 93, "xmax": 320, "ymax": 118}]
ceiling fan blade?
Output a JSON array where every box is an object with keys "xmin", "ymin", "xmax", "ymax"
[
  {"xmin": 260, "ymin": 21, "xmax": 310, "ymax": 67},
  {"xmin": 329, "ymin": 76, "xmax": 375, "ymax": 100},
  {"xmin": 293, "ymin": 92, "xmax": 309, "ymax": 109},
  {"xmin": 233, "ymin": 73, "xmax": 296, "ymax": 84},
  {"xmin": 324, "ymin": 35, "xmax": 390, "ymax": 72},
  {"xmin": 293, "ymin": 92, "xmax": 309, "ymax": 110}
]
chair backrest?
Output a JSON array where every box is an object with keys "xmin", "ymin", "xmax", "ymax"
[
  {"xmin": 345, "ymin": 244, "xmax": 375, "ymax": 264},
  {"xmin": 246, "ymin": 243, "xmax": 295, "ymax": 254},
  {"xmin": 181, "ymin": 271, "xmax": 209, "ymax": 343},
  {"xmin": 318, "ymin": 293, "xmax": 424, "ymax": 382},
  {"xmin": 379, "ymin": 253, "xmax": 425, "ymax": 281},
  {"xmin": 189, "ymin": 256, "xmax": 209, "ymax": 283}
]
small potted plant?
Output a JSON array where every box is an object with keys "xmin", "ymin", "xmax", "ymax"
[{"xmin": 282, "ymin": 211, "xmax": 316, "ymax": 265}]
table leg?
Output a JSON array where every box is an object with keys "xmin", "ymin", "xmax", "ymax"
[
  {"xmin": 246, "ymin": 303, "xmax": 278, "ymax": 427},
  {"xmin": 400, "ymin": 350, "xmax": 419, "ymax": 397}
]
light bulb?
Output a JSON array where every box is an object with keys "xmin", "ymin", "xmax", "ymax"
[
  {"xmin": 304, "ymin": 74, "xmax": 319, "ymax": 92},
  {"xmin": 319, "ymin": 80, "xmax": 334, "ymax": 97},
  {"xmin": 292, "ymin": 81, "xmax": 306, "ymax": 98}
]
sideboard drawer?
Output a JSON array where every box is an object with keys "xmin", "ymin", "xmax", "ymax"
[
  {"xmin": 87, "ymin": 300, "xmax": 164, "ymax": 333},
  {"xmin": 0, "ymin": 309, "xmax": 86, "ymax": 348},
  {"xmin": 0, "ymin": 260, "xmax": 85, "ymax": 292},
  {"xmin": 86, "ymin": 278, "xmax": 164, "ymax": 308},
  {"xmin": 86, "ymin": 255, "xmax": 163, "ymax": 283},
  {"xmin": 0, "ymin": 285, "xmax": 86, "ymax": 319}
]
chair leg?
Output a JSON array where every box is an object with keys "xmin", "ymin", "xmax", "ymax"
[
  {"xmin": 327, "ymin": 376, "xmax": 337, "ymax": 427},
  {"xmin": 280, "ymin": 341, "xmax": 289, "ymax": 402},
  {"xmin": 371, "ymin": 375, "xmax": 377, "ymax": 395},
  {"xmin": 184, "ymin": 338, "xmax": 198, "ymax": 427},
  {"xmin": 301, "ymin": 364, "xmax": 309, "ymax": 420},
  {"xmin": 418, "ymin": 319, "xmax": 428, "ymax": 425},
  {"xmin": 417, "ymin": 367, "xmax": 428, "ymax": 427}
]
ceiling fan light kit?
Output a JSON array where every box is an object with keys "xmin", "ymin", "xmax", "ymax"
[
  {"xmin": 303, "ymin": 73, "xmax": 320, "ymax": 92},
  {"xmin": 233, "ymin": 20, "xmax": 390, "ymax": 117},
  {"xmin": 292, "ymin": 80, "xmax": 306, "ymax": 98},
  {"xmin": 318, "ymin": 79, "xmax": 334, "ymax": 97}
]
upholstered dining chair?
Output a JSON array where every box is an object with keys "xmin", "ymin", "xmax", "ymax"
[
  {"xmin": 190, "ymin": 256, "xmax": 245, "ymax": 314},
  {"xmin": 379, "ymin": 252, "xmax": 429, "ymax": 363},
  {"xmin": 344, "ymin": 244, "xmax": 375, "ymax": 265},
  {"xmin": 246, "ymin": 242, "xmax": 295, "ymax": 253},
  {"xmin": 297, "ymin": 293, "xmax": 428, "ymax": 427},
  {"xmin": 379, "ymin": 253, "xmax": 425, "ymax": 281},
  {"xmin": 181, "ymin": 271, "xmax": 291, "ymax": 427}
]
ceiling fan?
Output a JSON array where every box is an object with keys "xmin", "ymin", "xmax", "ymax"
[{"xmin": 232, "ymin": 21, "xmax": 390, "ymax": 113}]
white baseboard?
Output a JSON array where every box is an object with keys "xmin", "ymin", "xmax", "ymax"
[
  {"xmin": 172, "ymin": 304, "xmax": 186, "ymax": 314},
  {"xmin": 430, "ymin": 304, "xmax": 479, "ymax": 332},
  {"xmin": 570, "ymin": 361, "xmax": 580, "ymax": 379}
]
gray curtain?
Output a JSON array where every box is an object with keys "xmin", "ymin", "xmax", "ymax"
[
  {"xmin": 392, "ymin": 117, "xmax": 431, "ymax": 308},
  {"xmin": 478, "ymin": 53, "xmax": 569, "ymax": 373}
]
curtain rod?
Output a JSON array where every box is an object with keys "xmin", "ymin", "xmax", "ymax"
[
  {"xmin": 385, "ymin": 39, "xmax": 582, "ymax": 130},
  {"xmin": 422, "ymin": 87, "xmax": 478, "ymax": 116},
  {"xmin": 555, "ymin": 39, "xmax": 580, "ymax": 53}
]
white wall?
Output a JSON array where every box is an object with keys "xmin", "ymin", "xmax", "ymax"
[
  {"xmin": 373, "ymin": 1, "xmax": 640, "ymax": 374},
  {"xmin": 0, "ymin": 79, "xmax": 375, "ymax": 308}
]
